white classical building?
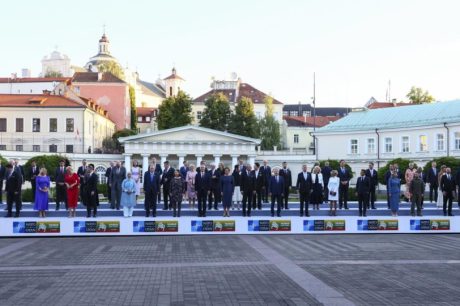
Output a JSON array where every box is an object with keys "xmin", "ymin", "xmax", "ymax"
[
  {"xmin": 0, "ymin": 77, "xmax": 71, "ymax": 95},
  {"xmin": 119, "ymin": 125, "xmax": 261, "ymax": 173},
  {"xmin": 314, "ymin": 100, "xmax": 460, "ymax": 174},
  {"xmin": 41, "ymin": 50, "xmax": 72, "ymax": 77}
]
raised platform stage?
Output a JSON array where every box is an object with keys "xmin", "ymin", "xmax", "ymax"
[{"xmin": 0, "ymin": 201, "xmax": 458, "ymax": 237}]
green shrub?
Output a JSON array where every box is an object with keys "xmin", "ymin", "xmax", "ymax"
[
  {"xmin": 97, "ymin": 183, "xmax": 108, "ymax": 197},
  {"xmin": 23, "ymin": 155, "xmax": 70, "ymax": 181},
  {"xmin": 377, "ymin": 158, "xmax": 417, "ymax": 185},
  {"xmin": 422, "ymin": 157, "xmax": 460, "ymax": 176},
  {"xmin": 21, "ymin": 187, "xmax": 56, "ymax": 202},
  {"xmin": 0, "ymin": 154, "xmax": 8, "ymax": 166}
]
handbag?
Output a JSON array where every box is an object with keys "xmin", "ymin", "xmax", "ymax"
[{"xmin": 329, "ymin": 191, "xmax": 337, "ymax": 196}]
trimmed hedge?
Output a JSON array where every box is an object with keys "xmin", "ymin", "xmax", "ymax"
[
  {"xmin": 23, "ymin": 155, "xmax": 70, "ymax": 181},
  {"xmin": 319, "ymin": 159, "xmax": 354, "ymax": 179}
]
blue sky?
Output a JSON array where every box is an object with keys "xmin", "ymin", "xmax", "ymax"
[{"xmin": 1, "ymin": 0, "xmax": 460, "ymax": 107}]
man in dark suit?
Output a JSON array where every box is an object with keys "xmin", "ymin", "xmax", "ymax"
[
  {"xmin": 252, "ymin": 162, "xmax": 265, "ymax": 210},
  {"xmin": 152, "ymin": 158, "xmax": 163, "ymax": 204},
  {"xmin": 269, "ymin": 168, "xmax": 284, "ymax": 217},
  {"xmin": 28, "ymin": 160, "xmax": 40, "ymax": 204},
  {"xmin": 279, "ymin": 162, "xmax": 292, "ymax": 209},
  {"xmin": 365, "ymin": 162, "xmax": 378, "ymax": 209},
  {"xmin": 426, "ymin": 161, "xmax": 438, "ymax": 203},
  {"xmin": 208, "ymin": 163, "xmax": 221, "ymax": 210},
  {"xmin": 261, "ymin": 160, "xmax": 271, "ymax": 203},
  {"xmin": 105, "ymin": 161, "xmax": 114, "ymax": 202},
  {"xmin": 54, "ymin": 160, "xmax": 67, "ymax": 211},
  {"xmin": 337, "ymin": 160, "xmax": 351, "ymax": 209},
  {"xmin": 441, "ymin": 167, "xmax": 456, "ymax": 216},
  {"xmin": 179, "ymin": 161, "xmax": 188, "ymax": 180},
  {"xmin": 161, "ymin": 161, "xmax": 175, "ymax": 210},
  {"xmin": 297, "ymin": 164, "xmax": 312, "ymax": 217},
  {"xmin": 110, "ymin": 161, "xmax": 126, "ymax": 210},
  {"xmin": 321, "ymin": 162, "xmax": 332, "ymax": 203},
  {"xmin": 195, "ymin": 164, "xmax": 211, "ymax": 217},
  {"xmin": 143, "ymin": 164, "xmax": 160, "ymax": 217},
  {"xmin": 13, "ymin": 159, "xmax": 24, "ymax": 209},
  {"xmin": 356, "ymin": 169, "xmax": 370, "ymax": 217},
  {"xmin": 4, "ymin": 163, "xmax": 21, "ymax": 218},
  {"xmin": 0, "ymin": 162, "xmax": 5, "ymax": 205},
  {"xmin": 241, "ymin": 164, "xmax": 256, "ymax": 217},
  {"xmin": 77, "ymin": 159, "xmax": 88, "ymax": 204},
  {"xmin": 85, "ymin": 164, "xmax": 99, "ymax": 218}
]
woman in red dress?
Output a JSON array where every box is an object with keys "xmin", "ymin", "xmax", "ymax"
[{"xmin": 65, "ymin": 166, "xmax": 80, "ymax": 217}]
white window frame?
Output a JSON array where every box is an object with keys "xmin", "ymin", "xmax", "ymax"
[
  {"xmin": 401, "ymin": 136, "xmax": 410, "ymax": 153},
  {"xmin": 454, "ymin": 132, "xmax": 460, "ymax": 150},
  {"xmin": 419, "ymin": 135, "xmax": 428, "ymax": 152},
  {"xmin": 366, "ymin": 138, "xmax": 375, "ymax": 154},
  {"xmin": 384, "ymin": 137, "xmax": 393, "ymax": 153},
  {"xmin": 350, "ymin": 139, "xmax": 359, "ymax": 155},
  {"xmin": 293, "ymin": 134, "xmax": 299, "ymax": 144},
  {"xmin": 435, "ymin": 133, "xmax": 445, "ymax": 151}
]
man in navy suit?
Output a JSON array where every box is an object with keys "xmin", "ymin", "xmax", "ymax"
[
  {"xmin": 77, "ymin": 159, "xmax": 88, "ymax": 204},
  {"xmin": 5, "ymin": 163, "xmax": 21, "ymax": 218},
  {"xmin": 144, "ymin": 164, "xmax": 160, "ymax": 217},
  {"xmin": 297, "ymin": 164, "xmax": 312, "ymax": 217},
  {"xmin": 321, "ymin": 162, "xmax": 332, "ymax": 203},
  {"xmin": 337, "ymin": 160, "xmax": 351, "ymax": 209},
  {"xmin": 28, "ymin": 160, "xmax": 40, "ymax": 204},
  {"xmin": 54, "ymin": 160, "xmax": 67, "ymax": 211},
  {"xmin": 365, "ymin": 162, "xmax": 378, "ymax": 209},
  {"xmin": 426, "ymin": 161, "xmax": 438, "ymax": 203},
  {"xmin": 161, "ymin": 161, "xmax": 175, "ymax": 210},
  {"xmin": 356, "ymin": 169, "xmax": 371, "ymax": 217},
  {"xmin": 0, "ymin": 162, "xmax": 5, "ymax": 205},
  {"xmin": 260, "ymin": 160, "xmax": 271, "ymax": 203},
  {"xmin": 241, "ymin": 164, "xmax": 256, "ymax": 217},
  {"xmin": 269, "ymin": 168, "xmax": 284, "ymax": 217},
  {"xmin": 252, "ymin": 162, "xmax": 265, "ymax": 210},
  {"xmin": 195, "ymin": 164, "xmax": 211, "ymax": 217},
  {"xmin": 151, "ymin": 158, "xmax": 163, "ymax": 204},
  {"xmin": 279, "ymin": 162, "xmax": 292, "ymax": 209},
  {"xmin": 441, "ymin": 167, "xmax": 456, "ymax": 216},
  {"xmin": 208, "ymin": 163, "xmax": 221, "ymax": 210}
]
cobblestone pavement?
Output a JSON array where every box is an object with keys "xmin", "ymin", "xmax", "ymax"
[{"xmin": 0, "ymin": 234, "xmax": 459, "ymax": 305}]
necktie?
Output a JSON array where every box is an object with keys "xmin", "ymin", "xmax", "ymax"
[
  {"xmin": 315, "ymin": 174, "xmax": 318, "ymax": 184},
  {"xmin": 276, "ymin": 176, "xmax": 279, "ymax": 183}
]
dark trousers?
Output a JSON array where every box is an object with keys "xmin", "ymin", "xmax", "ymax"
[
  {"xmin": 31, "ymin": 179, "xmax": 36, "ymax": 203},
  {"xmin": 386, "ymin": 190, "xmax": 390, "ymax": 209},
  {"xmin": 144, "ymin": 191, "xmax": 157, "ymax": 217},
  {"xmin": 110, "ymin": 183, "xmax": 122, "ymax": 209},
  {"xmin": 299, "ymin": 192, "xmax": 310, "ymax": 216},
  {"xmin": 443, "ymin": 192, "xmax": 453, "ymax": 215},
  {"xmin": 56, "ymin": 184, "xmax": 67, "ymax": 210},
  {"xmin": 411, "ymin": 194, "xmax": 422, "ymax": 216},
  {"xmin": 271, "ymin": 194, "xmax": 282, "ymax": 216},
  {"xmin": 252, "ymin": 188, "xmax": 263, "ymax": 209},
  {"xmin": 171, "ymin": 199, "xmax": 182, "ymax": 217},
  {"xmin": 263, "ymin": 181, "xmax": 269, "ymax": 202},
  {"xmin": 283, "ymin": 187, "xmax": 290, "ymax": 209},
  {"xmin": 106, "ymin": 183, "xmax": 111, "ymax": 202},
  {"xmin": 197, "ymin": 190, "xmax": 207, "ymax": 217},
  {"xmin": 86, "ymin": 205, "xmax": 97, "ymax": 217},
  {"xmin": 6, "ymin": 192, "xmax": 21, "ymax": 216},
  {"xmin": 0, "ymin": 180, "xmax": 3, "ymax": 203},
  {"xmin": 358, "ymin": 192, "xmax": 368, "ymax": 216},
  {"xmin": 368, "ymin": 186, "xmax": 376, "ymax": 208},
  {"xmin": 242, "ymin": 191, "xmax": 253, "ymax": 216},
  {"xmin": 429, "ymin": 183, "xmax": 438, "ymax": 202},
  {"xmin": 163, "ymin": 187, "xmax": 170, "ymax": 210},
  {"xmin": 339, "ymin": 184, "xmax": 349, "ymax": 209},
  {"xmin": 208, "ymin": 187, "xmax": 220, "ymax": 210}
]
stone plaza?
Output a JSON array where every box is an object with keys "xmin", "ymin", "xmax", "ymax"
[{"xmin": 0, "ymin": 234, "xmax": 459, "ymax": 305}]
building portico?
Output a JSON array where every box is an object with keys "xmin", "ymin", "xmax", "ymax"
[{"xmin": 119, "ymin": 125, "xmax": 261, "ymax": 172}]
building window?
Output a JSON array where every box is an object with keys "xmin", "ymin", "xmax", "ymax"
[
  {"xmin": 16, "ymin": 145, "xmax": 23, "ymax": 151},
  {"xmin": 367, "ymin": 138, "xmax": 375, "ymax": 154},
  {"xmin": 455, "ymin": 132, "xmax": 460, "ymax": 150},
  {"xmin": 66, "ymin": 118, "xmax": 74, "ymax": 132},
  {"xmin": 436, "ymin": 133, "xmax": 444, "ymax": 151},
  {"xmin": 146, "ymin": 117, "xmax": 151, "ymax": 122},
  {"xmin": 384, "ymin": 137, "xmax": 393, "ymax": 153},
  {"xmin": 401, "ymin": 136, "xmax": 410, "ymax": 153},
  {"xmin": 350, "ymin": 139, "xmax": 358, "ymax": 154},
  {"xmin": 49, "ymin": 118, "xmax": 57, "ymax": 132},
  {"xmin": 66, "ymin": 145, "xmax": 73, "ymax": 153},
  {"xmin": 302, "ymin": 111, "xmax": 311, "ymax": 117},
  {"xmin": 419, "ymin": 135, "xmax": 428, "ymax": 152},
  {"xmin": 49, "ymin": 145, "xmax": 57, "ymax": 153},
  {"xmin": 0, "ymin": 145, "xmax": 6, "ymax": 150},
  {"xmin": 289, "ymin": 111, "xmax": 297, "ymax": 116},
  {"xmin": 0, "ymin": 118, "xmax": 6, "ymax": 132},
  {"xmin": 169, "ymin": 87, "xmax": 173, "ymax": 96},
  {"xmin": 32, "ymin": 118, "xmax": 40, "ymax": 132},
  {"xmin": 283, "ymin": 111, "xmax": 288, "ymax": 116},
  {"xmin": 137, "ymin": 116, "xmax": 143, "ymax": 122},
  {"xmin": 33, "ymin": 145, "xmax": 40, "ymax": 152},
  {"xmin": 294, "ymin": 134, "xmax": 299, "ymax": 144},
  {"xmin": 16, "ymin": 118, "xmax": 23, "ymax": 132},
  {"xmin": 197, "ymin": 111, "xmax": 202, "ymax": 120},
  {"xmin": 95, "ymin": 166, "xmax": 107, "ymax": 184}
]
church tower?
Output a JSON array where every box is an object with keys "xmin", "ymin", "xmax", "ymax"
[
  {"xmin": 98, "ymin": 33, "xmax": 110, "ymax": 55},
  {"xmin": 163, "ymin": 67, "xmax": 185, "ymax": 98}
]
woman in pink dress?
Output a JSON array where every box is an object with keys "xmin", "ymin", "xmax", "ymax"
[
  {"xmin": 186, "ymin": 164, "xmax": 197, "ymax": 210},
  {"xmin": 404, "ymin": 163, "xmax": 416, "ymax": 202},
  {"xmin": 65, "ymin": 166, "xmax": 80, "ymax": 218}
]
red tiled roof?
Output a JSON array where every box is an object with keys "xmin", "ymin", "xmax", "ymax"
[
  {"xmin": 367, "ymin": 102, "xmax": 412, "ymax": 109},
  {"xmin": 136, "ymin": 107, "xmax": 156, "ymax": 116},
  {"xmin": 0, "ymin": 77, "xmax": 71, "ymax": 84},
  {"xmin": 72, "ymin": 72, "xmax": 125, "ymax": 83},
  {"xmin": 283, "ymin": 115, "xmax": 341, "ymax": 128},
  {"xmin": 193, "ymin": 82, "xmax": 283, "ymax": 104}
]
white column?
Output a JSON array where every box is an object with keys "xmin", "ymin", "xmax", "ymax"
[
  {"xmin": 142, "ymin": 154, "xmax": 149, "ymax": 173},
  {"xmin": 248, "ymin": 155, "xmax": 256, "ymax": 166},
  {"xmin": 160, "ymin": 154, "xmax": 167, "ymax": 166},
  {"xmin": 231, "ymin": 155, "xmax": 239, "ymax": 168},
  {"xmin": 124, "ymin": 154, "xmax": 132, "ymax": 173},
  {"xmin": 214, "ymin": 154, "xmax": 221, "ymax": 165},
  {"xmin": 196, "ymin": 155, "xmax": 203, "ymax": 166},
  {"xmin": 178, "ymin": 155, "xmax": 185, "ymax": 168}
]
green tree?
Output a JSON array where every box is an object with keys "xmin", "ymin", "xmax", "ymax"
[
  {"xmin": 319, "ymin": 160, "xmax": 354, "ymax": 179},
  {"xmin": 44, "ymin": 70, "xmax": 63, "ymax": 78},
  {"xmin": 406, "ymin": 86, "xmax": 435, "ymax": 104},
  {"xmin": 258, "ymin": 96, "xmax": 281, "ymax": 150},
  {"xmin": 199, "ymin": 93, "xmax": 231, "ymax": 131},
  {"xmin": 112, "ymin": 129, "xmax": 137, "ymax": 153},
  {"xmin": 377, "ymin": 158, "xmax": 417, "ymax": 185},
  {"xmin": 23, "ymin": 155, "xmax": 70, "ymax": 181},
  {"xmin": 423, "ymin": 157, "xmax": 460, "ymax": 176},
  {"xmin": 97, "ymin": 61, "xmax": 125, "ymax": 80},
  {"xmin": 102, "ymin": 136, "xmax": 117, "ymax": 153},
  {"xmin": 129, "ymin": 86, "xmax": 137, "ymax": 131},
  {"xmin": 0, "ymin": 154, "xmax": 8, "ymax": 166},
  {"xmin": 228, "ymin": 97, "xmax": 259, "ymax": 138},
  {"xmin": 156, "ymin": 91, "xmax": 193, "ymax": 130}
]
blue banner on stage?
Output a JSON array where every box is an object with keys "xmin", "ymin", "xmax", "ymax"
[
  {"xmin": 410, "ymin": 219, "xmax": 450, "ymax": 230},
  {"xmin": 191, "ymin": 220, "xmax": 235, "ymax": 232},
  {"xmin": 357, "ymin": 220, "xmax": 398, "ymax": 231},
  {"xmin": 133, "ymin": 220, "xmax": 178, "ymax": 232},
  {"xmin": 248, "ymin": 220, "xmax": 291, "ymax": 231},
  {"xmin": 304, "ymin": 219, "xmax": 346, "ymax": 231}
]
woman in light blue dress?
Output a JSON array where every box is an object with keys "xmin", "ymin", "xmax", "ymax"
[
  {"xmin": 388, "ymin": 172, "xmax": 401, "ymax": 217},
  {"xmin": 121, "ymin": 172, "xmax": 136, "ymax": 217}
]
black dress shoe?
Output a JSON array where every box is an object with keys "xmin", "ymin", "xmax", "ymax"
[
  {"xmin": 306, "ymin": 213, "xmax": 310, "ymax": 217},
  {"xmin": 448, "ymin": 213, "xmax": 454, "ymax": 216},
  {"xmin": 87, "ymin": 214, "xmax": 91, "ymax": 218},
  {"xmin": 277, "ymin": 214, "xmax": 281, "ymax": 217},
  {"xmin": 372, "ymin": 207, "xmax": 377, "ymax": 210},
  {"xmin": 363, "ymin": 214, "xmax": 367, "ymax": 217},
  {"xmin": 271, "ymin": 214, "xmax": 274, "ymax": 217},
  {"xmin": 93, "ymin": 215, "xmax": 97, "ymax": 218}
]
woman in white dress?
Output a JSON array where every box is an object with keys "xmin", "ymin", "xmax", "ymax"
[
  {"xmin": 436, "ymin": 165, "xmax": 446, "ymax": 208},
  {"xmin": 327, "ymin": 170, "xmax": 340, "ymax": 216},
  {"xmin": 131, "ymin": 160, "xmax": 141, "ymax": 201}
]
